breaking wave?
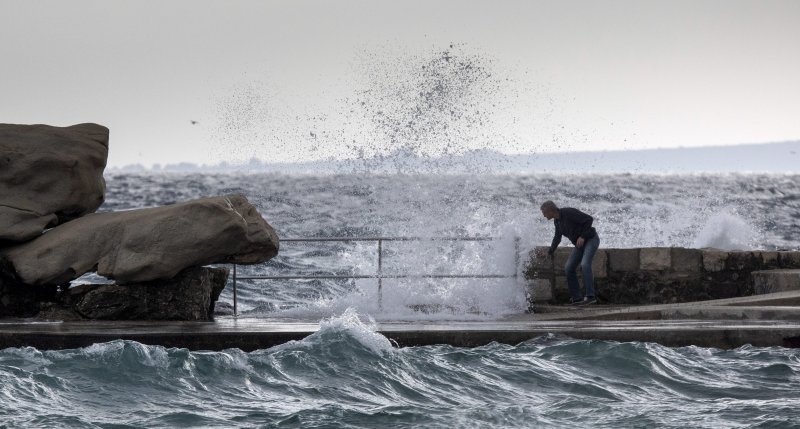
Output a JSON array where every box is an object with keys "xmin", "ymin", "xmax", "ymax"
[{"xmin": 3, "ymin": 316, "xmax": 800, "ymax": 428}]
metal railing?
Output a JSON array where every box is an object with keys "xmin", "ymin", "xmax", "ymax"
[{"xmin": 230, "ymin": 236, "xmax": 521, "ymax": 316}]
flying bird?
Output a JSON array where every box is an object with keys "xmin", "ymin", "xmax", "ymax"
[{"xmin": 190, "ymin": 120, "xmax": 199, "ymax": 125}]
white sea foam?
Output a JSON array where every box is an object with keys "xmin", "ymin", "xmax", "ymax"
[
  {"xmin": 320, "ymin": 308, "xmax": 393, "ymax": 353},
  {"xmin": 692, "ymin": 210, "xmax": 761, "ymax": 250},
  {"xmin": 270, "ymin": 228, "xmax": 529, "ymax": 321},
  {"xmin": 246, "ymin": 178, "xmax": 772, "ymax": 320}
]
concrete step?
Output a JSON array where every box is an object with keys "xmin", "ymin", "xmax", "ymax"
[
  {"xmin": 662, "ymin": 306, "xmax": 800, "ymax": 321},
  {"xmin": 753, "ymin": 269, "xmax": 800, "ymax": 294},
  {"xmin": 508, "ymin": 290, "xmax": 800, "ymax": 322}
]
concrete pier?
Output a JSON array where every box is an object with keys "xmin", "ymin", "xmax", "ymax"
[
  {"xmin": 2, "ymin": 291, "xmax": 800, "ymax": 351},
  {"xmin": 1, "ymin": 318, "xmax": 799, "ymax": 351}
]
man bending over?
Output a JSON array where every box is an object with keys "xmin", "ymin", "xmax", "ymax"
[{"xmin": 540, "ymin": 200, "xmax": 600, "ymax": 305}]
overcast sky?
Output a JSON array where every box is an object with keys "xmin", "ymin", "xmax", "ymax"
[{"xmin": 1, "ymin": 0, "xmax": 799, "ymax": 167}]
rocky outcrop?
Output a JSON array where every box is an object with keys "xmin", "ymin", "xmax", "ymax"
[
  {"xmin": 527, "ymin": 247, "xmax": 800, "ymax": 305},
  {"xmin": 0, "ymin": 258, "xmax": 58, "ymax": 317},
  {"xmin": 66, "ymin": 267, "xmax": 229, "ymax": 321},
  {"xmin": 0, "ymin": 122, "xmax": 280, "ymax": 321},
  {"xmin": 2, "ymin": 195, "xmax": 279, "ymax": 286},
  {"xmin": 3, "ymin": 267, "xmax": 229, "ymax": 321},
  {"xmin": 0, "ymin": 123, "xmax": 109, "ymax": 243}
]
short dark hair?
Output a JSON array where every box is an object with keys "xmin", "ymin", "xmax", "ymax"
[{"xmin": 540, "ymin": 200, "xmax": 558, "ymax": 212}]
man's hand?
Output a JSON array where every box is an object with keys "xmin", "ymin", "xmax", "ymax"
[
  {"xmin": 535, "ymin": 247, "xmax": 553, "ymax": 259},
  {"xmin": 576, "ymin": 237, "xmax": 585, "ymax": 248}
]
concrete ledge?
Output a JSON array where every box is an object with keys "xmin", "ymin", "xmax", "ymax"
[
  {"xmin": 4, "ymin": 292, "xmax": 800, "ymax": 351},
  {"xmin": 512, "ymin": 291, "xmax": 800, "ymax": 322},
  {"xmin": 662, "ymin": 306, "xmax": 800, "ymax": 321},
  {"xmin": 753, "ymin": 269, "xmax": 800, "ymax": 294},
  {"xmin": 528, "ymin": 306, "xmax": 800, "ymax": 322},
  {"xmin": 2, "ymin": 318, "xmax": 800, "ymax": 350},
  {"xmin": 527, "ymin": 247, "xmax": 800, "ymax": 305}
]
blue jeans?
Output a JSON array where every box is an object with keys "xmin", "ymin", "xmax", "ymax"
[{"xmin": 565, "ymin": 235, "xmax": 600, "ymax": 301}]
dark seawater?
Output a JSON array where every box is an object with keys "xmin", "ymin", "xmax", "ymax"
[
  {"xmin": 3, "ymin": 173, "xmax": 800, "ymax": 428},
  {"xmin": 3, "ymin": 322, "xmax": 800, "ymax": 428}
]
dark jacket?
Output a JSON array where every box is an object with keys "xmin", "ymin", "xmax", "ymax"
[{"xmin": 548, "ymin": 207, "xmax": 597, "ymax": 255}]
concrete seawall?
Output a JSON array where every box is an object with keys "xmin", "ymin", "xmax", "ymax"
[
  {"xmin": 526, "ymin": 247, "xmax": 800, "ymax": 305},
  {"xmin": 2, "ymin": 316, "xmax": 800, "ymax": 350}
]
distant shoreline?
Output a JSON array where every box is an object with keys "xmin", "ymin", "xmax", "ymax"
[{"xmin": 110, "ymin": 140, "xmax": 800, "ymax": 174}]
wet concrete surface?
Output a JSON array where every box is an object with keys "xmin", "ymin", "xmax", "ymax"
[
  {"xmin": 2, "ymin": 317, "xmax": 800, "ymax": 350},
  {"xmin": 3, "ymin": 291, "xmax": 800, "ymax": 351}
]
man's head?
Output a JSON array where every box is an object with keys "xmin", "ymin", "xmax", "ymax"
[{"xmin": 540, "ymin": 200, "xmax": 559, "ymax": 220}]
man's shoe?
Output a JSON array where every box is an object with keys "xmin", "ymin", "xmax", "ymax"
[
  {"xmin": 569, "ymin": 298, "xmax": 584, "ymax": 306},
  {"xmin": 580, "ymin": 296, "xmax": 597, "ymax": 305}
]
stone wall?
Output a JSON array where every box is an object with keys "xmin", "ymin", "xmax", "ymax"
[{"xmin": 525, "ymin": 246, "xmax": 800, "ymax": 305}]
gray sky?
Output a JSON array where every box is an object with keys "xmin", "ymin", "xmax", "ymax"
[{"xmin": 1, "ymin": 0, "xmax": 799, "ymax": 167}]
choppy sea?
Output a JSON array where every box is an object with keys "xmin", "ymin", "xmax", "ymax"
[{"xmin": 2, "ymin": 172, "xmax": 800, "ymax": 428}]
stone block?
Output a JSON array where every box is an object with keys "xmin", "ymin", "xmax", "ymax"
[
  {"xmin": 607, "ymin": 248, "xmax": 640, "ymax": 272},
  {"xmin": 779, "ymin": 252, "xmax": 800, "ymax": 269},
  {"xmin": 528, "ymin": 247, "xmax": 556, "ymax": 270},
  {"xmin": 554, "ymin": 247, "xmax": 573, "ymax": 271},
  {"xmin": 592, "ymin": 250, "xmax": 608, "ymax": 278},
  {"xmin": 702, "ymin": 249, "xmax": 728, "ymax": 272},
  {"xmin": 671, "ymin": 248, "xmax": 703, "ymax": 272},
  {"xmin": 554, "ymin": 276, "xmax": 568, "ymax": 292},
  {"xmin": 726, "ymin": 251, "xmax": 761, "ymax": 271},
  {"xmin": 552, "ymin": 276, "xmax": 571, "ymax": 303},
  {"xmin": 709, "ymin": 281, "xmax": 741, "ymax": 299},
  {"xmin": 527, "ymin": 279, "xmax": 553, "ymax": 302},
  {"xmin": 640, "ymin": 248, "xmax": 671, "ymax": 271},
  {"xmin": 752, "ymin": 269, "xmax": 800, "ymax": 294},
  {"xmin": 759, "ymin": 251, "xmax": 780, "ymax": 268}
]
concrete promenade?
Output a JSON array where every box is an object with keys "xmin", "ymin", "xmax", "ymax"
[
  {"xmin": 2, "ymin": 291, "xmax": 800, "ymax": 350},
  {"xmin": 1, "ymin": 318, "xmax": 799, "ymax": 351}
]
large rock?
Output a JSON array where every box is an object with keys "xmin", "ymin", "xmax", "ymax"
[
  {"xmin": 2, "ymin": 195, "xmax": 279, "ymax": 285},
  {"xmin": 0, "ymin": 258, "xmax": 58, "ymax": 317},
  {"xmin": 0, "ymin": 123, "xmax": 109, "ymax": 243},
  {"xmin": 66, "ymin": 267, "xmax": 229, "ymax": 321}
]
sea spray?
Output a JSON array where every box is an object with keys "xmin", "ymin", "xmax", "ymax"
[
  {"xmin": 197, "ymin": 45, "xmax": 773, "ymax": 318},
  {"xmin": 692, "ymin": 210, "xmax": 761, "ymax": 250},
  {"xmin": 343, "ymin": 44, "xmax": 522, "ymax": 170},
  {"xmin": 95, "ymin": 173, "xmax": 793, "ymax": 317},
  {"xmin": 259, "ymin": 173, "xmax": 534, "ymax": 319}
]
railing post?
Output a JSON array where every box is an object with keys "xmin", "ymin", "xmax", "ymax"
[
  {"xmin": 514, "ymin": 236, "xmax": 521, "ymax": 280},
  {"xmin": 232, "ymin": 263, "xmax": 238, "ymax": 317},
  {"xmin": 377, "ymin": 239, "xmax": 383, "ymax": 311}
]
